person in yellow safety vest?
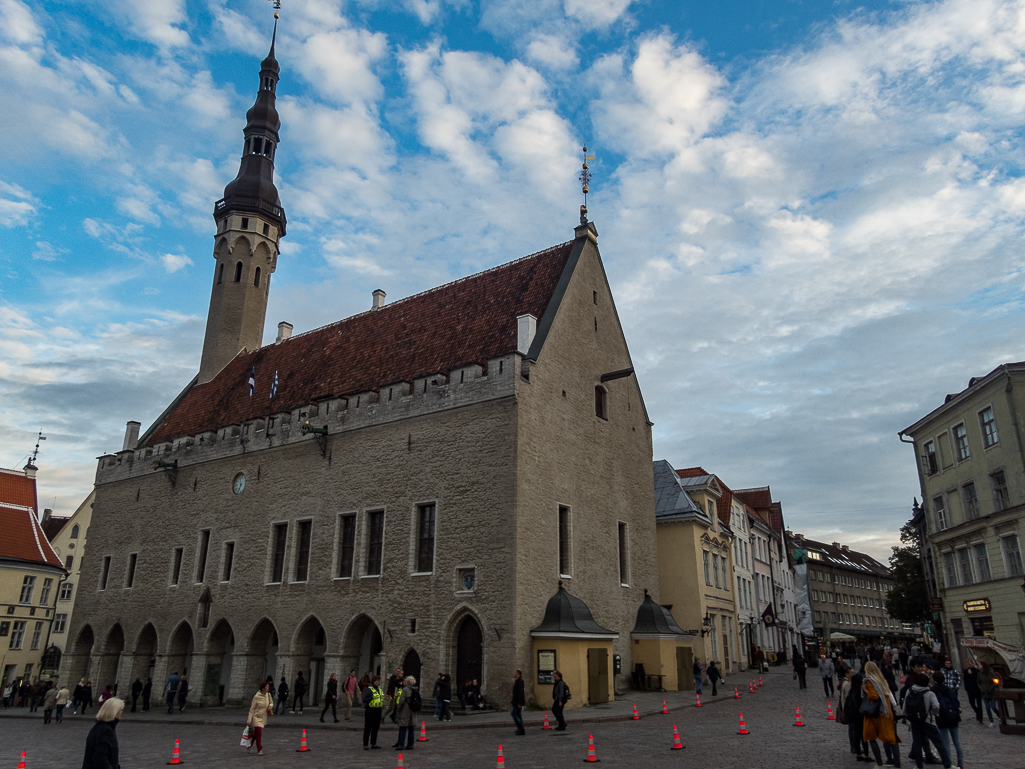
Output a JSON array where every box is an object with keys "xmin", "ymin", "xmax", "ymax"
[{"xmin": 361, "ymin": 676, "xmax": 385, "ymax": 750}]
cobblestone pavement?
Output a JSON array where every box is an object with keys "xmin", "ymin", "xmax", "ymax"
[{"xmin": 3, "ymin": 670, "xmax": 1022, "ymax": 768}]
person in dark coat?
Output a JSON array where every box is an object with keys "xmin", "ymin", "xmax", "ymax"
[
  {"xmin": 963, "ymin": 659, "xmax": 982, "ymax": 723},
  {"xmin": 793, "ymin": 654, "xmax": 807, "ymax": 689},
  {"xmin": 175, "ymin": 676, "xmax": 188, "ymax": 712},
  {"xmin": 706, "ymin": 661, "xmax": 721, "ymax": 696},
  {"xmin": 83, "ymin": 682, "xmax": 94, "ymax": 714},
  {"xmin": 140, "ymin": 679, "xmax": 152, "ymax": 712},
  {"xmin": 551, "ymin": 670, "xmax": 569, "ymax": 730},
  {"xmin": 81, "ymin": 697, "xmax": 124, "ymax": 769},
  {"xmin": 437, "ymin": 674, "xmax": 452, "ymax": 721},
  {"xmin": 129, "ymin": 680, "xmax": 142, "ymax": 713},
  {"xmin": 291, "ymin": 671, "xmax": 306, "ymax": 714},
  {"xmin": 73, "ymin": 679, "xmax": 86, "ymax": 714},
  {"xmin": 276, "ymin": 677, "xmax": 289, "ymax": 716},
  {"xmin": 510, "ymin": 669, "xmax": 525, "ymax": 735},
  {"xmin": 320, "ymin": 673, "xmax": 339, "ymax": 723}
]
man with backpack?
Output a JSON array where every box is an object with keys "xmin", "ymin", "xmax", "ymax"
[
  {"xmin": 931, "ymin": 671, "xmax": 963, "ymax": 769},
  {"xmin": 905, "ymin": 673, "xmax": 952, "ymax": 769},
  {"xmin": 551, "ymin": 670, "xmax": 570, "ymax": 731},
  {"xmin": 901, "ymin": 658, "xmax": 940, "ymax": 765}
]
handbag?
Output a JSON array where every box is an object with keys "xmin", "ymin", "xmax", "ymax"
[
  {"xmin": 859, "ymin": 696, "xmax": 880, "ymax": 717},
  {"xmin": 792, "ymin": 672, "xmax": 797, "ymax": 680}
]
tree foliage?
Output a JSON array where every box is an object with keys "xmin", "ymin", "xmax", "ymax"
[{"xmin": 885, "ymin": 521, "xmax": 931, "ymax": 624}]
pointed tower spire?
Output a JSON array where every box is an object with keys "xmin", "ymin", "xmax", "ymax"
[{"xmin": 200, "ymin": 21, "xmax": 287, "ymax": 384}]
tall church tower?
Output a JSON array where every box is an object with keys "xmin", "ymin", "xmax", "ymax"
[{"xmin": 198, "ymin": 26, "xmax": 287, "ymax": 384}]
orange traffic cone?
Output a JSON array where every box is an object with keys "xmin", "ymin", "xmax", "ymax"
[
  {"xmin": 543, "ymin": 712, "xmax": 551, "ymax": 730},
  {"xmin": 661, "ymin": 699, "xmax": 668, "ymax": 714},
  {"xmin": 827, "ymin": 702, "xmax": 835, "ymax": 721},
  {"xmin": 583, "ymin": 734, "xmax": 600, "ymax": 763},
  {"xmin": 734, "ymin": 686, "xmax": 740, "ymax": 699},
  {"xmin": 695, "ymin": 693, "xmax": 702, "ymax": 708},
  {"xmin": 296, "ymin": 728, "xmax": 310, "ymax": 752},
  {"xmin": 631, "ymin": 703, "xmax": 640, "ymax": 720},
  {"xmin": 758, "ymin": 676, "xmax": 764, "ymax": 687},
  {"xmin": 794, "ymin": 706, "xmax": 804, "ymax": 727},
  {"xmin": 749, "ymin": 681, "xmax": 756, "ymax": 693},
  {"xmin": 17, "ymin": 751, "xmax": 26, "ymax": 769},
  {"xmin": 396, "ymin": 752, "xmax": 404, "ymax": 769},
  {"xmin": 670, "ymin": 724, "xmax": 685, "ymax": 750},
  {"xmin": 496, "ymin": 744, "xmax": 505, "ymax": 769},
  {"xmin": 419, "ymin": 720, "xmax": 428, "ymax": 741},
  {"xmin": 737, "ymin": 713, "xmax": 749, "ymax": 735},
  {"xmin": 166, "ymin": 738, "xmax": 184, "ymax": 765}
]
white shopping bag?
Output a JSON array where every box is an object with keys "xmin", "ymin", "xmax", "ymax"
[{"xmin": 241, "ymin": 727, "xmax": 254, "ymax": 748}]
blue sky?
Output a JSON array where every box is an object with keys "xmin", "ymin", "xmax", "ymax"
[{"xmin": 2, "ymin": 0, "xmax": 1025, "ymax": 561}]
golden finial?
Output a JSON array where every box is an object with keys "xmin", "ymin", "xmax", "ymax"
[{"xmin": 579, "ymin": 144, "xmax": 596, "ymax": 225}]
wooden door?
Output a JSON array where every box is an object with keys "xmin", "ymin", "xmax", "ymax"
[
  {"xmin": 676, "ymin": 646, "xmax": 694, "ymax": 691},
  {"xmin": 456, "ymin": 617, "xmax": 483, "ymax": 690},
  {"xmin": 586, "ymin": 648, "xmax": 609, "ymax": 705}
]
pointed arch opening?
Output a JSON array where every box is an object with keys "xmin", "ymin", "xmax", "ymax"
[
  {"xmin": 291, "ymin": 616, "xmax": 327, "ymax": 705},
  {"xmin": 233, "ymin": 261, "xmax": 243, "ymax": 282},
  {"xmin": 98, "ymin": 623, "xmax": 125, "ymax": 690},
  {"xmin": 204, "ymin": 619, "xmax": 235, "ymax": 704},
  {"xmin": 248, "ymin": 618, "xmax": 279, "ymax": 686},
  {"xmin": 451, "ymin": 613, "xmax": 484, "ymax": 700},
  {"xmin": 67, "ymin": 624, "xmax": 94, "ymax": 685},
  {"xmin": 131, "ymin": 623, "xmax": 159, "ymax": 683},
  {"xmin": 217, "ymin": 263, "xmax": 224, "ymax": 284},
  {"xmin": 401, "ymin": 648, "xmax": 422, "ymax": 688},
  {"xmin": 166, "ymin": 621, "xmax": 195, "ymax": 683},
  {"xmin": 342, "ymin": 614, "xmax": 383, "ymax": 681},
  {"xmin": 254, "ymin": 266, "xmax": 261, "ymax": 288}
]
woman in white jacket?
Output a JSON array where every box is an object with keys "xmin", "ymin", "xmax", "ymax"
[{"xmin": 246, "ymin": 681, "xmax": 274, "ymax": 756}]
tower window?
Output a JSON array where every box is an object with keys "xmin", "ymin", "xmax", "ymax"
[
  {"xmin": 217, "ymin": 263, "xmax": 224, "ymax": 284},
  {"xmin": 263, "ymin": 223, "xmax": 270, "ymax": 235},
  {"xmin": 241, "ymin": 217, "xmax": 249, "ymax": 230},
  {"xmin": 254, "ymin": 267, "xmax": 261, "ymax": 287},
  {"xmin": 595, "ymin": 386, "xmax": 607, "ymax": 420},
  {"xmin": 243, "ymin": 138, "xmax": 250, "ymax": 155},
  {"xmin": 251, "ymin": 137, "xmax": 263, "ymax": 155},
  {"xmin": 234, "ymin": 261, "xmax": 243, "ymax": 282}
]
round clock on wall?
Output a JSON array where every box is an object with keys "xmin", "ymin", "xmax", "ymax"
[{"xmin": 232, "ymin": 473, "xmax": 246, "ymax": 495}]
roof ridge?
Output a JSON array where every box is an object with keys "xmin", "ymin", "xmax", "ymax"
[{"xmin": 276, "ymin": 240, "xmax": 575, "ymax": 346}]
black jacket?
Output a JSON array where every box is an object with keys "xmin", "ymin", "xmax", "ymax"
[
  {"xmin": 963, "ymin": 667, "xmax": 981, "ymax": 694},
  {"xmin": 707, "ymin": 663, "xmax": 721, "ymax": 680},
  {"xmin": 82, "ymin": 720, "xmax": 120, "ymax": 769},
  {"xmin": 293, "ymin": 677, "xmax": 306, "ymax": 696},
  {"xmin": 130, "ymin": 681, "xmax": 142, "ymax": 698},
  {"xmin": 511, "ymin": 678, "xmax": 525, "ymax": 707},
  {"xmin": 438, "ymin": 678, "xmax": 452, "ymax": 702},
  {"xmin": 325, "ymin": 678, "xmax": 338, "ymax": 699},
  {"xmin": 793, "ymin": 657, "xmax": 806, "ymax": 674},
  {"xmin": 277, "ymin": 681, "xmax": 289, "ymax": 699}
]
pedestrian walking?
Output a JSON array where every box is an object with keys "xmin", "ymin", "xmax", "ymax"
[
  {"xmin": 437, "ymin": 673, "xmax": 452, "ymax": 721},
  {"xmin": 393, "ymin": 676, "xmax": 419, "ymax": 751},
  {"xmin": 962, "ymin": 659, "xmax": 982, "ymax": 723},
  {"xmin": 55, "ymin": 683, "xmax": 69, "ymax": 723},
  {"xmin": 511, "ymin": 669, "xmax": 525, "ymax": 735},
  {"xmin": 931, "ymin": 671, "xmax": 963, "ymax": 769},
  {"xmin": 82, "ymin": 698, "xmax": 125, "ymax": 769},
  {"xmin": 792, "ymin": 654, "xmax": 806, "ymax": 690},
  {"xmin": 820, "ymin": 654, "xmax": 835, "ymax": 696},
  {"xmin": 82, "ymin": 681, "xmax": 94, "ymax": 714},
  {"xmin": 246, "ymin": 680, "xmax": 274, "ymax": 756},
  {"xmin": 342, "ymin": 670, "xmax": 358, "ymax": 721},
  {"xmin": 129, "ymin": 678, "xmax": 142, "ymax": 713},
  {"xmin": 275, "ymin": 677, "xmax": 289, "ymax": 716},
  {"xmin": 291, "ymin": 671, "xmax": 306, "ymax": 714},
  {"xmin": 164, "ymin": 672, "xmax": 180, "ymax": 714},
  {"xmin": 862, "ymin": 661, "xmax": 902, "ymax": 768},
  {"xmin": 977, "ymin": 662, "xmax": 998, "ymax": 726},
  {"xmin": 904, "ymin": 673, "xmax": 951, "ymax": 768},
  {"xmin": 98, "ymin": 685, "xmax": 113, "ymax": 706},
  {"xmin": 706, "ymin": 660, "xmax": 722, "ymax": 695},
  {"xmin": 941, "ymin": 659, "xmax": 960, "ymax": 695},
  {"xmin": 361, "ymin": 675, "xmax": 385, "ymax": 750},
  {"xmin": 141, "ymin": 678, "xmax": 151, "ymax": 712},
  {"xmin": 432, "ymin": 673, "xmax": 443, "ymax": 720},
  {"xmin": 551, "ymin": 670, "xmax": 569, "ymax": 730},
  {"xmin": 840, "ymin": 669, "xmax": 870, "ymax": 762},
  {"xmin": 320, "ymin": 673, "xmax": 339, "ymax": 723},
  {"xmin": 176, "ymin": 675, "xmax": 189, "ymax": 712},
  {"xmin": 43, "ymin": 684, "xmax": 57, "ymax": 724},
  {"xmin": 693, "ymin": 658, "xmax": 703, "ymax": 694}
]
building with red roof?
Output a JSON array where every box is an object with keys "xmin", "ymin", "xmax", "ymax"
[
  {"xmin": 63, "ymin": 35, "xmax": 659, "ymax": 707},
  {"xmin": 1, "ymin": 463, "xmax": 67, "ymax": 685}
]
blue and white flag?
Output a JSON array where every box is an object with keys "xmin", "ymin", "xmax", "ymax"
[
  {"xmin": 270, "ymin": 369, "xmax": 278, "ymax": 399},
  {"xmin": 248, "ymin": 367, "xmax": 256, "ymax": 396}
]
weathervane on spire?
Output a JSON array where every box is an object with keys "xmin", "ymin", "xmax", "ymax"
[
  {"xmin": 266, "ymin": 0, "xmax": 282, "ymax": 9},
  {"xmin": 579, "ymin": 145, "xmax": 595, "ymax": 225}
]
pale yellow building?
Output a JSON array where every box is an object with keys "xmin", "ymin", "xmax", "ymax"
[
  {"xmin": 1, "ymin": 464, "xmax": 67, "ymax": 686},
  {"xmin": 44, "ymin": 491, "xmax": 95, "ymax": 668},
  {"xmin": 653, "ymin": 461, "xmax": 742, "ymax": 676}
]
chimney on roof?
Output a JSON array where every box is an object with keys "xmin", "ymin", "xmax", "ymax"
[
  {"xmin": 122, "ymin": 421, "xmax": 141, "ymax": 451},
  {"xmin": 23, "ymin": 462, "xmax": 37, "ymax": 479},
  {"xmin": 372, "ymin": 289, "xmax": 386, "ymax": 310},
  {"xmin": 841, "ymin": 544, "xmax": 849, "ymax": 552},
  {"xmin": 517, "ymin": 313, "xmax": 537, "ymax": 355},
  {"xmin": 832, "ymin": 542, "xmax": 841, "ymax": 548},
  {"xmin": 42, "ymin": 508, "xmax": 52, "ymax": 524},
  {"xmin": 275, "ymin": 321, "xmax": 293, "ymax": 344},
  {"xmin": 795, "ymin": 533, "xmax": 804, "ymax": 541}
]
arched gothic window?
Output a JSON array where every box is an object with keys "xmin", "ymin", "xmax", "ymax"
[
  {"xmin": 234, "ymin": 261, "xmax": 243, "ymax": 282},
  {"xmin": 254, "ymin": 267, "xmax": 261, "ymax": 288},
  {"xmin": 217, "ymin": 263, "xmax": 224, "ymax": 284}
]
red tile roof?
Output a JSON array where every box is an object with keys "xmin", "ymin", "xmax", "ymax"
[
  {"xmin": 734, "ymin": 487, "xmax": 772, "ymax": 511},
  {"xmin": 0, "ymin": 503, "xmax": 64, "ymax": 568},
  {"xmin": 146, "ymin": 241, "xmax": 575, "ymax": 446},
  {"xmin": 675, "ymin": 467, "xmax": 709, "ymax": 478},
  {"xmin": 0, "ymin": 467, "xmax": 37, "ymax": 511}
]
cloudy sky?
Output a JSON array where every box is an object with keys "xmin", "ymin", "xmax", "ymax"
[{"xmin": 2, "ymin": 0, "xmax": 1024, "ymax": 561}]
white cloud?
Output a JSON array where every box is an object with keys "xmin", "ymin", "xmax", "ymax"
[
  {"xmin": 32, "ymin": 241, "xmax": 67, "ymax": 262},
  {"xmin": 108, "ymin": 0, "xmax": 189, "ymax": 49},
  {"xmin": 563, "ymin": 0, "xmax": 633, "ymax": 29},
  {"xmin": 160, "ymin": 253, "xmax": 193, "ymax": 273},
  {"xmin": 0, "ymin": 0, "xmax": 42, "ymax": 47},
  {"xmin": 0, "ymin": 179, "xmax": 38, "ymax": 226},
  {"xmin": 525, "ymin": 34, "xmax": 579, "ymax": 70}
]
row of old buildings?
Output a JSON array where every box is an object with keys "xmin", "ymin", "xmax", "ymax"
[{"xmin": 3, "ymin": 26, "xmax": 913, "ymax": 708}]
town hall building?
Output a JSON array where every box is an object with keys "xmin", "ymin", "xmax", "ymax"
[{"xmin": 61, "ymin": 28, "xmax": 680, "ymax": 708}]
